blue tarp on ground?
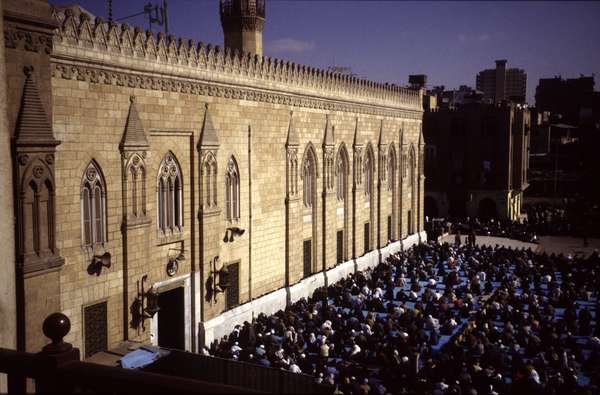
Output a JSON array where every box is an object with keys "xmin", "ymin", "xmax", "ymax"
[{"xmin": 120, "ymin": 346, "xmax": 170, "ymax": 369}]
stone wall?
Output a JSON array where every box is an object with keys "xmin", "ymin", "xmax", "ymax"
[{"xmin": 0, "ymin": 0, "xmax": 17, "ymax": 390}]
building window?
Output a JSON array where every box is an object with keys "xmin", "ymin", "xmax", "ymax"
[
  {"xmin": 388, "ymin": 148, "xmax": 396, "ymax": 191},
  {"xmin": 364, "ymin": 150, "xmax": 373, "ymax": 200},
  {"xmin": 425, "ymin": 145, "xmax": 437, "ymax": 162},
  {"xmin": 225, "ymin": 156, "xmax": 240, "ymax": 223},
  {"xmin": 336, "ymin": 157, "xmax": 346, "ymax": 202},
  {"xmin": 409, "ymin": 149, "xmax": 416, "ymax": 187},
  {"xmin": 157, "ymin": 152, "xmax": 183, "ymax": 233},
  {"xmin": 81, "ymin": 161, "xmax": 107, "ymax": 246},
  {"xmin": 303, "ymin": 149, "xmax": 316, "ymax": 208},
  {"xmin": 202, "ymin": 153, "xmax": 217, "ymax": 210}
]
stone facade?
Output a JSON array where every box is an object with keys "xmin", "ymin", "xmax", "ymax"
[
  {"xmin": 3, "ymin": 0, "xmax": 424, "ymax": 356},
  {"xmin": 0, "ymin": 0, "xmax": 17, "ymax": 390}
]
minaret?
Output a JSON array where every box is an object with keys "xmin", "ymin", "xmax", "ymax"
[{"xmin": 220, "ymin": 0, "xmax": 265, "ymax": 56}]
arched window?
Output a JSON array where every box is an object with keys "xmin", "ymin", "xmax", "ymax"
[
  {"xmin": 364, "ymin": 148, "xmax": 374, "ymax": 200},
  {"xmin": 388, "ymin": 147, "xmax": 397, "ymax": 191},
  {"xmin": 303, "ymin": 148, "xmax": 316, "ymax": 208},
  {"xmin": 336, "ymin": 146, "xmax": 348, "ymax": 202},
  {"xmin": 225, "ymin": 156, "xmax": 240, "ymax": 222},
  {"xmin": 157, "ymin": 152, "xmax": 183, "ymax": 233},
  {"xmin": 409, "ymin": 148, "xmax": 416, "ymax": 187},
  {"xmin": 81, "ymin": 161, "xmax": 107, "ymax": 246}
]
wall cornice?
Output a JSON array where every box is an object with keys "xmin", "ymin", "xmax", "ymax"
[
  {"xmin": 50, "ymin": 58, "xmax": 423, "ymax": 120},
  {"xmin": 49, "ymin": 8, "xmax": 423, "ymax": 114}
]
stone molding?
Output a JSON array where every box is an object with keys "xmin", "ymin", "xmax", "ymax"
[
  {"xmin": 49, "ymin": 8, "xmax": 422, "ymax": 114},
  {"xmin": 50, "ymin": 60, "xmax": 423, "ymax": 120}
]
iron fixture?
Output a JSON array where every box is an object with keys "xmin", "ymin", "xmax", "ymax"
[
  {"xmin": 208, "ymin": 255, "xmax": 231, "ymax": 302},
  {"xmin": 224, "ymin": 226, "xmax": 245, "ymax": 243},
  {"xmin": 166, "ymin": 247, "xmax": 187, "ymax": 277},
  {"xmin": 87, "ymin": 252, "xmax": 111, "ymax": 276},
  {"xmin": 134, "ymin": 274, "xmax": 160, "ymax": 331}
]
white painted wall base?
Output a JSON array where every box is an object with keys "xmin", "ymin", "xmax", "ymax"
[{"xmin": 199, "ymin": 231, "xmax": 426, "ymax": 347}]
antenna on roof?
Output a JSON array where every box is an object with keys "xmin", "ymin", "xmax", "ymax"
[{"xmin": 113, "ymin": 0, "xmax": 169, "ymax": 34}]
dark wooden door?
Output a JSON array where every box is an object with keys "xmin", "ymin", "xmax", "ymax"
[
  {"xmin": 303, "ymin": 239, "xmax": 312, "ymax": 278},
  {"xmin": 84, "ymin": 301, "xmax": 107, "ymax": 358},
  {"xmin": 158, "ymin": 287, "xmax": 185, "ymax": 350},
  {"xmin": 364, "ymin": 222, "xmax": 370, "ymax": 254},
  {"xmin": 336, "ymin": 230, "xmax": 343, "ymax": 264},
  {"xmin": 226, "ymin": 261, "xmax": 240, "ymax": 310}
]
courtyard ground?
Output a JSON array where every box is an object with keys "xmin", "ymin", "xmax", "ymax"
[{"xmin": 440, "ymin": 234, "xmax": 600, "ymax": 257}]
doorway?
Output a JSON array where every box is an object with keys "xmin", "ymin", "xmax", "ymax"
[{"xmin": 157, "ymin": 286, "xmax": 185, "ymax": 350}]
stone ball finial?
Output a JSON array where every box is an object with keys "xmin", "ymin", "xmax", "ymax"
[{"xmin": 43, "ymin": 313, "xmax": 71, "ymax": 345}]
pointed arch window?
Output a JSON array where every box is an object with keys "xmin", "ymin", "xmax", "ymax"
[
  {"xmin": 157, "ymin": 153, "xmax": 183, "ymax": 233},
  {"xmin": 409, "ymin": 149, "xmax": 416, "ymax": 187},
  {"xmin": 388, "ymin": 148, "xmax": 397, "ymax": 191},
  {"xmin": 225, "ymin": 156, "xmax": 240, "ymax": 222},
  {"xmin": 81, "ymin": 161, "xmax": 107, "ymax": 246},
  {"xmin": 303, "ymin": 152, "xmax": 316, "ymax": 208},
  {"xmin": 336, "ymin": 148, "xmax": 347, "ymax": 202},
  {"xmin": 364, "ymin": 151, "xmax": 373, "ymax": 200}
]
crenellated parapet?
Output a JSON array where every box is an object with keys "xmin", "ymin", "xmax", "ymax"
[{"xmin": 49, "ymin": 8, "xmax": 423, "ymax": 115}]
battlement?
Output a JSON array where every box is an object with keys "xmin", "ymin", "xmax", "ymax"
[{"xmin": 51, "ymin": 8, "xmax": 422, "ymax": 112}]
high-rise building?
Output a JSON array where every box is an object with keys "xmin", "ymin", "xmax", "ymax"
[{"xmin": 476, "ymin": 60, "xmax": 527, "ymax": 104}]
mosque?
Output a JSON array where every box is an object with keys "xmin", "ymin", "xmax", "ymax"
[{"xmin": 0, "ymin": 0, "xmax": 424, "ymax": 358}]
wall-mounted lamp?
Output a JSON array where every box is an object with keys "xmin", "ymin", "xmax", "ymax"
[
  {"xmin": 166, "ymin": 247, "xmax": 187, "ymax": 277},
  {"xmin": 87, "ymin": 252, "xmax": 111, "ymax": 276},
  {"xmin": 132, "ymin": 274, "xmax": 160, "ymax": 331},
  {"xmin": 207, "ymin": 255, "xmax": 230, "ymax": 302},
  {"xmin": 224, "ymin": 226, "xmax": 245, "ymax": 243}
]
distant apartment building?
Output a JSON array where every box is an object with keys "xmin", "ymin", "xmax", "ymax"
[
  {"xmin": 423, "ymin": 103, "xmax": 530, "ymax": 221},
  {"xmin": 476, "ymin": 60, "xmax": 527, "ymax": 104},
  {"xmin": 535, "ymin": 75, "xmax": 600, "ymax": 125},
  {"xmin": 428, "ymin": 85, "xmax": 483, "ymax": 110}
]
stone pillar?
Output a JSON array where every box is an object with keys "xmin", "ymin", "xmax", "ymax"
[
  {"xmin": 322, "ymin": 116, "xmax": 336, "ymax": 270},
  {"xmin": 197, "ymin": 104, "xmax": 224, "ymax": 323},
  {"xmin": 351, "ymin": 118, "xmax": 363, "ymax": 258},
  {"xmin": 0, "ymin": 0, "xmax": 17, "ymax": 390},
  {"xmin": 285, "ymin": 112, "xmax": 302, "ymax": 285},
  {"xmin": 399, "ymin": 127, "xmax": 405, "ymax": 240},
  {"xmin": 4, "ymin": 0, "xmax": 61, "ymax": 354},
  {"xmin": 377, "ymin": 121, "xmax": 387, "ymax": 249},
  {"xmin": 119, "ymin": 96, "xmax": 152, "ymax": 342},
  {"xmin": 34, "ymin": 313, "xmax": 80, "ymax": 394},
  {"xmin": 418, "ymin": 126, "xmax": 425, "ymax": 233}
]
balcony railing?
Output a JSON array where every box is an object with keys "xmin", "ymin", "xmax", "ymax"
[{"xmin": 0, "ymin": 313, "xmax": 260, "ymax": 394}]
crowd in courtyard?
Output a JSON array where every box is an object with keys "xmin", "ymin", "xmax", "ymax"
[
  {"xmin": 207, "ymin": 240, "xmax": 600, "ymax": 394},
  {"xmin": 425, "ymin": 202, "xmax": 598, "ymax": 244}
]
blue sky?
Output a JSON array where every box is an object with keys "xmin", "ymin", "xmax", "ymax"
[{"xmin": 50, "ymin": 1, "xmax": 600, "ymax": 104}]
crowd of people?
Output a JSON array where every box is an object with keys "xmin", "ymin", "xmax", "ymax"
[
  {"xmin": 425, "ymin": 200, "xmax": 599, "ymax": 244},
  {"xmin": 207, "ymin": 241, "xmax": 600, "ymax": 394}
]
